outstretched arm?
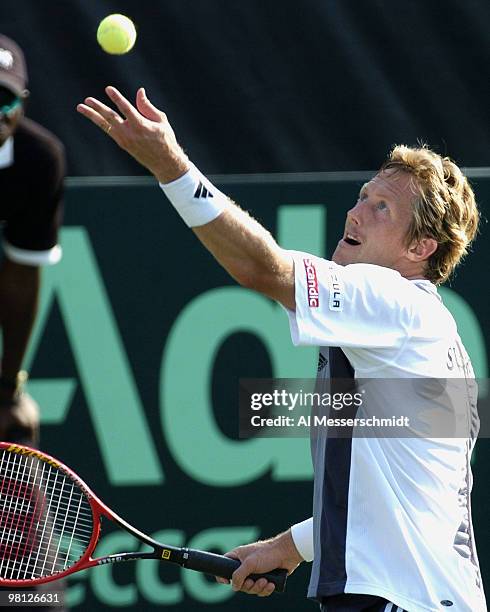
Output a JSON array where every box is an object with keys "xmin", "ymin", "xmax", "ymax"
[{"xmin": 77, "ymin": 87, "xmax": 295, "ymax": 309}]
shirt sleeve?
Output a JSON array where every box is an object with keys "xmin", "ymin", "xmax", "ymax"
[
  {"xmin": 3, "ymin": 133, "xmax": 65, "ymax": 266},
  {"xmin": 290, "ymin": 517, "xmax": 314, "ymax": 562},
  {"xmin": 285, "ymin": 251, "xmax": 414, "ymax": 349}
]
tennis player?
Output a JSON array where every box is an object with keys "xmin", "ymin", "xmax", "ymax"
[{"xmin": 77, "ymin": 87, "xmax": 487, "ymax": 612}]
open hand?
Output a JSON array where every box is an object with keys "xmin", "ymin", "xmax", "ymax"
[{"xmin": 77, "ymin": 87, "xmax": 190, "ymax": 183}]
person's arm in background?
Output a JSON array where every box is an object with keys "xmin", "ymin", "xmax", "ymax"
[
  {"xmin": 0, "ymin": 259, "xmax": 40, "ymax": 441},
  {"xmin": 0, "ymin": 259, "xmax": 39, "ymax": 383}
]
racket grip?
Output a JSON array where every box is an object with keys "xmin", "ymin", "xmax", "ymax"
[{"xmin": 182, "ymin": 548, "xmax": 288, "ymax": 593}]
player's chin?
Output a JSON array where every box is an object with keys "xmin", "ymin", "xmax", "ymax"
[{"xmin": 332, "ymin": 244, "xmax": 357, "ymax": 266}]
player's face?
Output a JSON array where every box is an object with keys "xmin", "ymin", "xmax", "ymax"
[
  {"xmin": 332, "ymin": 169, "xmax": 418, "ymax": 272},
  {"xmin": 0, "ymin": 87, "xmax": 24, "ymax": 145}
]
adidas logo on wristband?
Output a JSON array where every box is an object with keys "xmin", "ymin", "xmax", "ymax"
[
  {"xmin": 160, "ymin": 166, "xmax": 226, "ymax": 227},
  {"xmin": 194, "ymin": 182, "xmax": 214, "ymax": 199}
]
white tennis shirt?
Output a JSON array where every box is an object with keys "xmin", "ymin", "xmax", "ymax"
[{"xmin": 286, "ymin": 252, "xmax": 486, "ymax": 612}]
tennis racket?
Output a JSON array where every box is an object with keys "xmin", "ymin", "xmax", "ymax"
[{"xmin": 0, "ymin": 442, "xmax": 288, "ymax": 592}]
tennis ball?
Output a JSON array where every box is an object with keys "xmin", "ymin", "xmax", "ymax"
[{"xmin": 97, "ymin": 14, "xmax": 137, "ymax": 55}]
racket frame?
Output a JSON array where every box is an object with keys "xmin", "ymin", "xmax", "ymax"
[
  {"xmin": 0, "ymin": 443, "xmax": 287, "ymax": 592},
  {"xmin": 0, "ymin": 443, "xmax": 183, "ymax": 586}
]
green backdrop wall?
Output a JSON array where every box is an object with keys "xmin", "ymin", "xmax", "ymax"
[{"xmin": 24, "ymin": 171, "xmax": 489, "ymax": 610}]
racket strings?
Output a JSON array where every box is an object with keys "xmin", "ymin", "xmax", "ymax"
[{"xmin": 0, "ymin": 449, "xmax": 94, "ymax": 581}]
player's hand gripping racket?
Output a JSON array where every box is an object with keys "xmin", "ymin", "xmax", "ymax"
[{"xmin": 0, "ymin": 443, "xmax": 288, "ymax": 592}]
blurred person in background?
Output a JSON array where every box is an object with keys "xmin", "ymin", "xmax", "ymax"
[
  {"xmin": 0, "ymin": 33, "xmax": 67, "ymax": 612},
  {"xmin": 0, "ymin": 34, "xmax": 64, "ymax": 448}
]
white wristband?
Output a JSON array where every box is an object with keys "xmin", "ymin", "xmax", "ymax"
[
  {"xmin": 290, "ymin": 517, "xmax": 314, "ymax": 562},
  {"xmin": 159, "ymin": 165, "xmax": 228, "ymax": 227}
]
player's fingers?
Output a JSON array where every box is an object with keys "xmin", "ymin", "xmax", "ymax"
[
  {"xmin": 257, "ymin": 582, "xmax": 276, "ymax": 597},
  {"xmin": 82, "ymin": 97, "xmax": 124, "ymax": 125},
  {"xmin": 76, "ymin": 104, "xmax": 116, "ymax": 136},
  {"xmin": 105, "ymin": 86, "xmax": 140, "ymax": 121},
  {"xmin": 136, "ymin": 88, "xmax": 166, "ymax": 123},
  {"xmin": 215, "ymin": 577, "xmax": 230, "ymax": 585},
  {"xmin": 230, "ymin": 562, "xmax": 251, "ymax": 591},
  {"xmin": 243, "ymin": 577, "xmax": 265, "ymax": 593},
  {"xmin": 241, "ymin": 577, "xmax": 275, "ymax": 597},
  {"xmin": 241, "ymin": 578, "xmax": 256, "ymax": 592}
]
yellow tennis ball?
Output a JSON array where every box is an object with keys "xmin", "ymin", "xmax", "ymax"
[{"xmin": 97, "ymin": 14, "xmax": 137, "ymax": 55}]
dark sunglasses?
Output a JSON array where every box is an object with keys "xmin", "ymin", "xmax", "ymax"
[
  {"xmin": 0, "ymin": 89, "xmax": 23, "ymax": 120},
  {"xmin": 0, "ymin": 96, "xmax": 21, "ymax": 117}
]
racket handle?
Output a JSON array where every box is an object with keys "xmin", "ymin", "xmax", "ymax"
[{"xmin": 181, "ymin": 548, "xmax": 288, "ymax": 593}]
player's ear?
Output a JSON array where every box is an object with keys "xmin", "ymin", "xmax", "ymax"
[
  {"xmin": 18, "ymin": 89, "xmax": 29, "ymax": 115},
  {"xmin": 407, "ymin": 237, "xmax": 438, "ymax": 262}
]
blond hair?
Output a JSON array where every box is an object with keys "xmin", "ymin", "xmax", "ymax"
[{"xmin": 380, "ymin": 145, "xmax": 479, "ymax": 284}]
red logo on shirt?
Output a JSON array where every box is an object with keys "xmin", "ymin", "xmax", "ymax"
[{"xmin": 303, "ymin": 258, "xmax": 319, "ymax": 307}]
